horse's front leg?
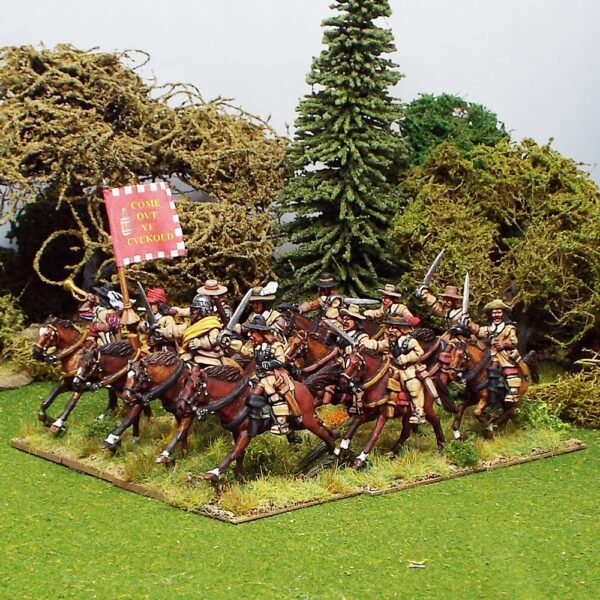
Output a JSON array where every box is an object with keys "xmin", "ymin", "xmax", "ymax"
[
  {"xmin": 156, "ymin": 415, "xmax": 194, "ymax": 464},
  {"xmin": 333, "ymin": 413, "xmax": 367, "ymax": 460},
  {"xmin": 50, "ymin": 391, "xmax": 83, "ymax": 433},
  {"xmin": 451, "ymin": 401, "xmax": 470, "ymax": 440},
  {"xmin": 424, "ymin": 395, "xmax": 445, "ymax": 451},
  {"xmin": 354, "ymin": 411, "xmax": 389, "ymax": 469},
  {"xmin": 486, "ymin": 403, "xmax": 518, "ymax": 440},
  {"xmin": 38, "ymin": 382, "xmax": 69, "ymax": 425},
  {"xmin": 103, "ymin": 403, "xmax": 143, "ymax": 450},
  {"xmin": 97, "ymin": 389, "xmax": 119, "ymax": 421},
  {"xmin": 204, "ymin": 430, "xmax": 250, "ymax": 482}
]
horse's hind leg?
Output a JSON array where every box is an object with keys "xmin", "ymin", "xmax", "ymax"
[
  {"xmin": 354, "ymin": 412, "xmax": 389, "ymax": 469},
  {"xmin": 302, "ymin": 412, "xmax": 337, "ymax": 452},
  {"xmin": 50, "ymin": 391, "xmax": 83, "ymax": 433},
  {"xmin": 425, "ymin": 398, "xmax": 445, "ymax": 451},
  {"xmin": 204, "ymin": 430, "xmax": 250, "ymax": 482},
  {"xmin": 97, "ymin": 389, "xmax": 119, "ymax": 421},
  {"xmin": 390, "ymin": 411, "xmax": 412, "ymax": 457},
  {"xmin": 38, "ymin": 382, "xmax": 69, "ymax": 425},
  {"xmin": 451, "ymin": 402, "xmax": 470, "ymax": 440}
]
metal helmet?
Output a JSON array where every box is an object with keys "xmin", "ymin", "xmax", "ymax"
[{"xmin": 190, "ymin": 294, "xmax": 212, "ymax": 317}]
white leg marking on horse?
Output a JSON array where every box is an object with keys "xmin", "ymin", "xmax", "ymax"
[
  {"xmin": 333, "ymin": 447, "xmax": 341, "ymax": 456},
  {"xmin": 53, "ymin": 418, "xmax": 64, "ymax": 428},
  {"xmin": 453, "ymin": 429, "xmax": 461, "ymax": 439},
  {"xmin": 356, "ymin": 451, "xmax": 368, "ymax": 462},
  {"xmin": 105, "ymin": 433, "xmax": 120, "ymax": 445},
  {"xmin": 207, "ymin": 467, "xmax": 220, "ymax": 477},
  {"xmin": 340, "ymin": 438, "xmax": 350, "ymax": 450}
]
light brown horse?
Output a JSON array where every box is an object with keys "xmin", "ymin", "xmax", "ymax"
[
  {"xmin": 33, "ymin": 316, "xmax": 97, "ymax": 430},
  {"xmin": 178, "ymin": 364, "xmax": 338, "ymax": 481},
  {"xmin": 445, "ymin": 338, "xmax": 532, "ymax": 439},
  {"xmin": 334, "ymin": 346, "xmax": 445, "ymax": 467}
]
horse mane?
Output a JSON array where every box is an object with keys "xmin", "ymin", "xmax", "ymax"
[
  {"xmin": 304, "ymin": 363, "xmax": 342, "ymax": 394},
  {"xmin": 204, "ymin": 365, "xmax": 244, "ymax": 382},
  {"xmin": 412, "ymin": 327, "xmax": 437, "ymax": 343},
  {"xmin": 143, "ymin": 351, "xmax": 180, "ymax": 367},
  {"xmin": 360, "ymin": 347, "xmax": 382, "ymax": 360},
  {"xmin": 46, "ymin": 315, "xmax": 78, "ymax": 331},
  {"xmin": 99, "ymin": 341, "xmax": 135, "ymax": 357}
]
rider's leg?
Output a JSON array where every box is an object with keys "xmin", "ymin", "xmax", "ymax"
[{"xmin": 405, "ymin": 378, "xmax": 426, "ymax": 424}]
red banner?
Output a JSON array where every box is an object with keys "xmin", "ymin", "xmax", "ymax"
[{"xmin": 103, "ymin": 181, "xmax": 186, "ymax": 267}]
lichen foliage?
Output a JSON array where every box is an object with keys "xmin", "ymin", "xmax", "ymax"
[
  {"xmin": 0, "ymin": 45, "xmax": 286, "ymax": 305},
  {"xmin": 390, "ymin": 139, "xmax": 600, "ymax": 349},
  {"xmin": 277, "ymin": 0, "xmax": 407, "ymax": 297}
]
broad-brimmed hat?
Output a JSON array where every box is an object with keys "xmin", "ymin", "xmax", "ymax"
[
  {"xmin": 377, "ymin": 283, "xmax": 403, "ymax": 298},
  {"xmin": 315, "ymin": 272, "xmax": 339, "ymax": 289},
  {"xmin": 383, "ymin": 315, "xmax": 418, "ymax": 328},
  {"xmin": 197, "ymin": 279, "xmax": 228, "ymax": 296},
  {"xmin": 92, "ymin": 283, "xmax": 114, "ymax": 298},
  {"xmin": 249, "ymin": 281, "xmax": 278, "ymax": 302},
  {"xmin": 439, "ymin": 285, "xmax": 462, "ymax": 300},
  {"xmin": 245, "ymin": 314, "xmax": 273, "ymax": 331},
  {"xmin": 483, "ymin": 298, "xmax": 511, "ymax": 313},
  {"xmin": 146, "ymin": 288, "xmax": 167, "ymax": 304},
  {"xmin": 340, "ymin": 304, "xmax": 366, "ymax": 320}
]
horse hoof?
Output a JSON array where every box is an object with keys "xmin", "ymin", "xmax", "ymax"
[
  {"xmin": 485, "ymin": 430, "xmax": 495, "ymax": 441},
  {"xmin": 96, "ymin": 414, "xmax": 106, "ymax": 421},
  {"xmin": 37, "ymin": 412, "xmax": 48, "ymax": 423},
  {"xmin": 203, "ymin": 472, "xmax": 219, "ymax": 482},
  {"xmin": 155, "ymin": 454, "xmax": 173, "ymax": 465},
  {"xmin": 132, "ymin": 436, "xmax": 140, "ymax": 444},
  {"xmin": 387, "ymin": 451, "xmax": 397, "ymax": 460},
  {"xmin": 353, "ymin": 458, "xmax": 367, "ymax": 469}
]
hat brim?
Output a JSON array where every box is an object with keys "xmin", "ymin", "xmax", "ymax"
[
  {"xmin": 92, "ymin": 286, "xmax": 111, "ymax": 298},
  {"xmin": 246, "ymin": 324, "xmax": 273, "ymax": 331},
  {"xmin": 197, "ymin": 285, "xmax": 228, "ymax": 296},
  {"xmin": 340, "ymin": 309, "xmax": 366, "ymax": 320},
  {"xmin": 316, "ymin": 281, "xmax": 339, "ymax": 289},
  {"xmin": 439, "ymin": 293, "xmax": 462, "ymax": 300},
  {"xmin": 377, "ymin": 289, "xmax": 403, "ymax": 298},
  {"xmin": 383, "ymin": 319, "xmax": 414, "ymax": 327},
  {"xmin": 249, "ymin": 295, "xmax": 276, "ymax": 302}
]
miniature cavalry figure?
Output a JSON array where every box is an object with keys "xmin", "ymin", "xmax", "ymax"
[
  {"xmin": 416, "ymin": 283, "xmax": 465, "ymax": 339},
  {"xmin": 234, "ymin": 282, "xmax": 287, "ymax": 342},
  {"xmin": 385, "ymin": 316, "xmax": 432, "ymax": 424},
  {"xmin": 463, "ymin": 299, "xmax": 523, "ymax": 406},
  {"xmin": 79, "ymin": 284, "xmax": 122, "ymax": 345},
  {"xmin": 171, "ymin": 279, "xmax": 232, "ymax": 322},
  {"xmin": 244, "ymin": 315, "xmax": 301, "ymax": 435},
  {"xmin": 364, "ymin": 283, "xmax": 414, "ymax": 322},
  {"xmin": 180, "ymin": 294, "xmax": 228, "ymax": 367},
  {"xmin": 298, "ymin": 272, "xmax": 344, "ymax": 328},
  {"xmin": 142, "ymin": 288, "xmax": 187, "ymax": 352}
]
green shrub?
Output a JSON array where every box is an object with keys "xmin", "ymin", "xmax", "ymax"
[
  {"xmin": 515, "ymin": 397, "xmax": 569, "ymax": 432},
  {"xmin": 444, "ymin": 439, "xmax": 479, "ymax": 468},
  {"xmin": 0, "ymin": 294, "xmax": 25, "ymax": 354}
]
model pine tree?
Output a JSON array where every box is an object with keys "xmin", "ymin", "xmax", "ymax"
[{"xmin": 277, "ymin": 0, "xmax": 406, "ymax": 296}]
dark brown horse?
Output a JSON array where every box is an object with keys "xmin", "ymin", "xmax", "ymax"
[
  {"xmin": 445, "ymin": 338, "xmax": 532, "ymax": 439},
  {"xmin": 33, "ymin": 316, "xmax": 98, "ymax": 430},
  {"xmin": 104, "ymin": 352, "xmax": 188, "ymax": 457},
  {"xmin": 178, "ymin": 364, "xmax": 338, "ymax": 481},
  {"xmin": 334, "ymin": 346, "xmax": 446, "ymax": 467}
]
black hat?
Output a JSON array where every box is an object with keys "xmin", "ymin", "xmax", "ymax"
[
  {"xmin": 245, "ymin": 315, "xmax": 273, "ymax": 331},
  {"xmin": 315, "ymin": 272, "xmax": 339, "ymax": 289}
]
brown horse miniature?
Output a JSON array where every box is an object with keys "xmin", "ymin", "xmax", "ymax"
[
  {"xmin": 445, "ymin": 338, "xmax": 532, "ymax": 439},
  {"xmin": 33, "ymin": 316, "xmax": 97, "ymax": 430},
  {"xmin": 334, "ymin": 346, "xmax": 445, "ymax": 467},
  {"xmin": 104, "ymin": 352, "xmax": 188, "ymax": 456},
  {"xmin": 178, "ymin": 364, "xmax": 338, "ymax": 481}
]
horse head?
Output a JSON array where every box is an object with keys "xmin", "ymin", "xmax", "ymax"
[
  {"xmin": 71, "ymin": 347, "xmax": 100, "ymax": 391},
  {"xmin": 177, "ymin": 366, "xmax": 206, "ymax": 409},
  {"xmin": 32, "ymin": 316, "xmax": 81, "ymax": 362},
  {"xmin": 122, "ymin": 359, "xmax": 151, "ymax": 404}
]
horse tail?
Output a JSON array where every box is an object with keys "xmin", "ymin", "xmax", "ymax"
[
  {"xmin": 437, "ymin": 378, "xmax": 457, "ymax": 414},
  {"xmin": 523, "ymin": 351, "xmax": 540, "ymax": 384}
]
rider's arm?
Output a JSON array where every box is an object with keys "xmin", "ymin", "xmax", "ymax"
[
  {"xmin": 396, "ymin": 338, "xmax": 424, "ymax": 366},
  {"xmin": 298, "ymin": 298, "xmax": 320, "ymax": 314},
  {"xmin": 421, "ymin": 290, "xmax": 445, "ymax": 318}
]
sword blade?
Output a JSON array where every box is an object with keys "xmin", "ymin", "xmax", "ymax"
[
  {"xmin": 422, "ymin": 249, "xmax": 445, "ymax": 287},
  {"xmin": 225, "ymin": 288, "xmax": 253, "ymax": 332},
  {"xmin": 462, "ymin": 273, "xmax": 470, "ymax": 316}
]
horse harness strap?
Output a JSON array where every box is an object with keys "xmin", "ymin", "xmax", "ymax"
[
  {"xmin": 54, "ymin": 329, "xmax": 91, "ymax": 361},
  {"xmin": 302, "ymin": 347, "xmax": 340, "ymax": 374},
  {"xmin": 463, "ymin": 348, "xmax": 492, "ymax": 382},
  {"xmin": 142, "ymin": 360, "xmax": 185, "ymax": 403},
  {"xmin": 99, "ymin": 348, "xmax": 143, "ymax": 388},
  {"xmin": 362, "ymin": 359, "xmax": 391, "ymax": 391},
  {"xmin": 419, "ymin": 338, "xmax": 441, "ymax": 363},
  {"xmin": 196, "ymin": 376, "xmax": 250, "ymax": 418}
]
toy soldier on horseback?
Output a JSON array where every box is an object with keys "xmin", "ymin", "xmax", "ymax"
[
  {"xmin": 139, "ymin": 287, "xmax": 186, "ymax": 352},
  {"xmin": 234, "ymin": 282, "xmax": 287, "ymax": 340},
  {"xmin": 462, "ymin": 299, "xmax": 523, "ymax": 406},
  {"xmin": 364, "ymin": 284, "xmax": 414, "ymax": 322},
  {"xmin": 385, "ymin": 316, "xmax": 436, "ymax": 424},
  {"xmin": 79, "ymin": 284, "xmax": 122, "ymax": 345},
  {"xmin": 298, "ymin": 272, "xmax": 344, "ymax": 327},
  {"xmin": 245, "ymin": 315, "xmax": 301, "ymax": 435}
]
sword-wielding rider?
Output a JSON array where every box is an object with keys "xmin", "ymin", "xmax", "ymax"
[
  {"xmin": 298, "ymin": 272, "xmax": 344, "ymax": 328},
  {"xmin": 80, "ymin": 283, "xmax": 122, "ymax": 345},
  {"xmin": 386, "ymin": 316, "xmax": 428, "ymax": 425},
  {"xmin": 416, "ymin": 283, "xmax": 465, "ymax": 338},
  {"xmin": 364, "ymin": 283, "xmax": 414, "ymax": 322},
  {"xmin": 143, "ymin": 287, "xmax": 186, "ymax": 352},
  {"xmin": 462, "ymin": 299, "xmax": 523, "ymax": 406}
]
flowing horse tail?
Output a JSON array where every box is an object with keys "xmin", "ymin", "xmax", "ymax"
[{"xmin": 523, "ymin": 350, "xmax": 540, "ymax": 384}]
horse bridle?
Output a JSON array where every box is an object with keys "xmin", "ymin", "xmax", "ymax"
[
  {"xmin": 123, "ymin": 361, "xmax": 152, "ymax": 398},
  {"xmin": 33, "ymin": 324, "xmax": 60, "ymax": 360}
]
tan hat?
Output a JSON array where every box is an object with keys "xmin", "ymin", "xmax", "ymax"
[
  {"xmin": 377, "ymin": 283, "xmax": 403, "ymax": 298},
  {"xmin": 483, "ymin": 298, "xmax": 511, "ymax": 313},
  {"xmin": 197, "ymin": 279, "xmax": 228, "ymax": 296},
  {"xmin": 249, "ymin": 281, "xmax": 278, "ymax": 302},
  {"xmin": 439, "ymin": 285, "xmax": 462, "ymax": 300},
  {"xmin": 340, "ymin": 304, "xmax": 366, "ymax": 320}
]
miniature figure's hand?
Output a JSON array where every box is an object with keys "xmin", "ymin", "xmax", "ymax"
[
  {"xmin": 187, "ymin": 338, "xmax": 201, "ymax": 350},
  {"xmin": 458, "ymin": 314, "xmax": 471, "ymax": 327},
  {"xmin": 414, "ymin": 285, "xmax": 429, "ymax": 301},
  {"xmin": 157, "ymin": 302, "xmax": 171, "ymax": 316},
  {"xmin": 217, "ymin": 331, "xmax": 232, "ymax": 348}
]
